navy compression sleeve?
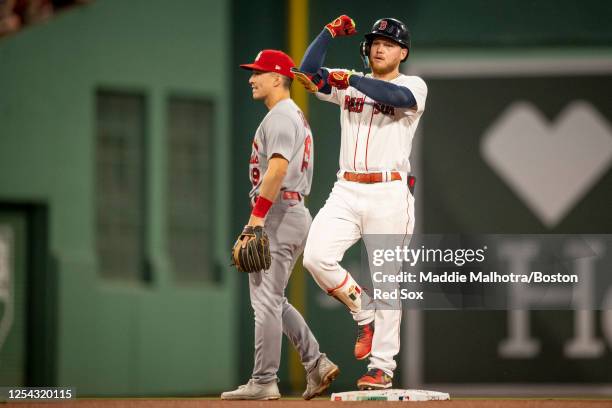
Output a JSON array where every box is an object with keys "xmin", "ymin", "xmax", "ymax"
[
  {"xmin": 349, "ymin": 75, "xmax": 416, "ymax": 108},
  {"xmin": 300, "ymin": 29, "xmax": 332, "ymax": 73},
  {"xmin": 299, "ymin": 29, "xmax": 333, "ymax": 94}
]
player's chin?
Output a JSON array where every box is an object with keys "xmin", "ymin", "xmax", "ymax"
[
  {"xmin": 370, "ymin": 59, "xmax": 386, "ymax": 70},
  {"xmin": 372, "ymin": 61, "xmax": 395, "ymax": 74}
]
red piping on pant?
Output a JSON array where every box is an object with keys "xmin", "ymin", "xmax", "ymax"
[{"xmin": 327, "ymin": 272, "xmax": 349, "ymax": 294}]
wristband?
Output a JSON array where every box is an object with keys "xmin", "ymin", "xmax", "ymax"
[{"xmin": 252, "ymin": 196, "xmax": 273, "ymax": 218}]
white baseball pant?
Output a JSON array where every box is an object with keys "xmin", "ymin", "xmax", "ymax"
[{"xmin": 303, "ymin": 178, "xmax": 415, "ymax": 376}]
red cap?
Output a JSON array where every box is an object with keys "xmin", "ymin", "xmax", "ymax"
[{"xmin": 240, "ymin": 49, "xmax": 295, "ymax": 79}]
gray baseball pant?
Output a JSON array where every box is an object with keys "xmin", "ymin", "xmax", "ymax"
[{"xmin": 249, "ymin": 199, "xmax": 321, "ymax": 383}]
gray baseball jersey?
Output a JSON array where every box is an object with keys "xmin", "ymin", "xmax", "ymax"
[{"xmin": 249, "ymin": 98, "xmax": 314, "ymax": 200}]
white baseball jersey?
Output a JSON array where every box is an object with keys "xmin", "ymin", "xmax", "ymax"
[{"xmin": 316, "ymin": 72, "xmax": 427, "ymax": 174}]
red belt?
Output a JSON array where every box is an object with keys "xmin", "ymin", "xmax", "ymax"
[
  {"xmin": 281, "ymin": 191, "xmax": 302, "ymax": 201},
  {"xmin": 343, "ymin": 171, "xmax": 402, "ymax": 184},
  {"xmin": 251, "ymin": 191, "xmax": 302, "ymax": 207}
]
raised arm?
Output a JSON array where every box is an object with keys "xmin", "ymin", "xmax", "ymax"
[
  {"xmin": 300, "ymin": 15, "xmax": 356, "ymax": 72},
  {"xmin": 298, "ymin": 15, "xmax": 356, "ymax": 94},
  {"xmin": 300, "ymin": 29, "xmax": 332, "ymax": 74}
]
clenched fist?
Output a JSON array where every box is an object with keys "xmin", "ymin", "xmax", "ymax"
[
  {"xmin": 325, "ymin": 15, "xmax": 357, "ymax": 38},
  {"xmin": 327, "ymin": 70, "xmax": 354, "ymax": 90}
]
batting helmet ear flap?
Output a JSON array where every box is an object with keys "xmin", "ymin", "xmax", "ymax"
[
  {"xmin": 359, "ymin": 40, "xmax": 371, "ymax": 68},
  {"xmin": 401, "ymin": 47, "xmax": 409, "ymax": 62}
]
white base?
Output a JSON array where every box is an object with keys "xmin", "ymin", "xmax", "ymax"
[{"xmin": 331, "ymin": 389, "xmax": 450, "ymax": 401}]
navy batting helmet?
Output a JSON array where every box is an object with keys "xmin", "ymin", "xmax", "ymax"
[{"xmin": 360, "ymin": 18, "xmax": 411, "ymax": 65}]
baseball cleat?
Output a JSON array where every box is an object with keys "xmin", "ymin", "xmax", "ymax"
[
  {"xmin": 220, "ymin": 379, "xmax": 280, "ymax": 400},
  {"xmin": 302, "ymin": 353, "xmax": 340, "ymax": 400},
  {"xmin": 357, "ymin": 368, "xmax": 392, "ymax": 390},
  {"xmin": 354, "ymin": 321, "xmax": 374, "ymax": 360}
]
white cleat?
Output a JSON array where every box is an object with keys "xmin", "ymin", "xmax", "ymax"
[{"xmin": 220, "ymin": 379, "xmax": 280, "ymax": 400}]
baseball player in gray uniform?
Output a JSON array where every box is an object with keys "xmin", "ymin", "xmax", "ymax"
[{"xmin": 221, "ymin": 49, "xmax": 339, "ymax": 400}]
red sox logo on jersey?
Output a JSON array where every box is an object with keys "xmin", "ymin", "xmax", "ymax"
[
  {"xmin": 344, "ymin": 96, "xmax": 395, "ymax": 116},
  {"xmin": 344, "ymin": 96, "xmax": 365, "ymax": 112},
  {"xmin": 373, "ymin": 102, "xmax": 395, "ymax": 116}
]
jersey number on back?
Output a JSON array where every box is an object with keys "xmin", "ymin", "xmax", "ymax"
[{"xmin": 301, "ymin": 134, "xmax": 312, "ymax": 172}]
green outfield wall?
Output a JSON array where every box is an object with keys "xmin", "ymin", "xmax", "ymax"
[{"xmin": 0, "ymin": 0, "xmax": 234, "ymax": 396}]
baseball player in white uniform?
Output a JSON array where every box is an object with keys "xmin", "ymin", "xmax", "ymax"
[
  {"xmin": 221, "ymin": 50, "xmax": 339, "ymax": 400},
  {"xmin": 296, "ymin": 16, "xmax": 427, "ymax": 389}
]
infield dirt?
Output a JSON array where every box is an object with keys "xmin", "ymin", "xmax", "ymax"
[{"xmin": 5, "ymin": 399, "xmax": 612, "ymax": 408}]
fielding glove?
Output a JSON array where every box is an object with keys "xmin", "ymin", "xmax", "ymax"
[{"xmin": 231, "ymin": 225, "xmax": 272, "ymax": 273}]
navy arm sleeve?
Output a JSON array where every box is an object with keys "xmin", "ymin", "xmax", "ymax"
[
  {"xmin": 299, "ymin": 29, "xmax": 333, "ymax": 94},
  {"xmin": 349, "ymin": 75, "xmax": 416, "ymax": 108},
  {"xmin": 300, "ymin": 29, "xmax": 332, "ymax": 72}
]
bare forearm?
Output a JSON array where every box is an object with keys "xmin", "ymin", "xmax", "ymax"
[
  {"xmin": 258, "ymin": 168, "xmax": 285, "ymax": 202},
  {"xmin": 248, "ymin": 167, "xmax": 286, "ymax": 226}
]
